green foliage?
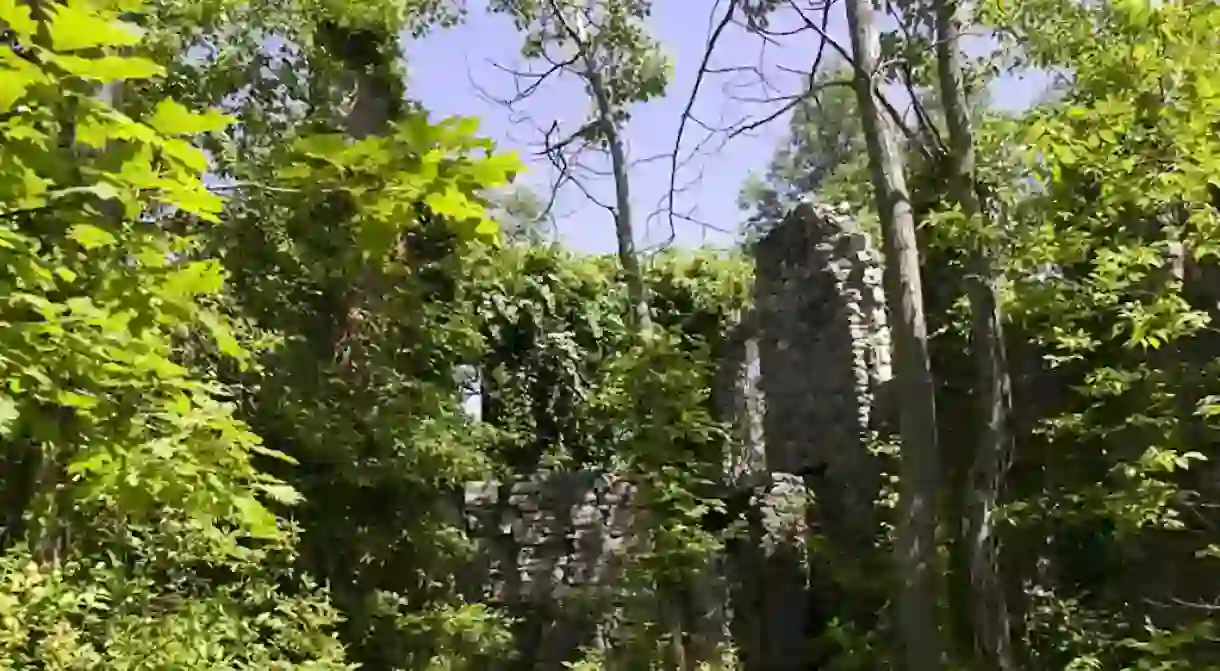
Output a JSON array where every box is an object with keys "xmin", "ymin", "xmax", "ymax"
[
  {"xmin": 0, "ymin": 2, "xmax": 356, "ymax": 668},
  {"xmin": 0, "ymin": 527, "xmax": 350, "ymax": 670},
  {"xmin": 737, "ymin": 64, "xmax": 873, "ymax": 240},
  {"xmin": 472, "ymin": 245, "xmax": 749, "ymax": 470},
  {"xmin": 925, "ymin": 0, "xmax": 1220, "ymax": 665},
  {"xmin": 981, "ymin": 0, "xmax": 1220, "ymax": 533},
  {"xmin": 740, "ymin": 0, "xmax": 1220, "ymax": 666},
  {"xmin": 278, "ymin": 114, "xmax": 522, "ymax": 256},
  {"xmin": 469, "ymin": 245, "xmax": 750, "ymax": 667},
  {"xmin": 213, "ymin": 101, "xmax": 525, "ymax": 669},
  {"xmin": 489, "ymin": 0, "xmax": 671, "ymax": 139},
  {"xmin": 6, "ymin": 0, "xmax": 745, "ymax": 668},
  {"xmin": 0, "ymin": 0, "xmax": 292, "ymax": 549},
  {"xmin": 9, "ymin": 0, "xmax": 1220, "ymax": 669}
]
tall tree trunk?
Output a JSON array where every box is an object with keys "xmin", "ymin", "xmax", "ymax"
[
  {"xmin": 587, "ymin": 66, "xmax": 652, "ymax": 332},
  {"xmin": 545, "ymin": 3, "xmax": 651, "ymax": 333},
  {"xmin": 843, "ymin": 0, "xmax": 944, "ymax": 668},
  {"xmin": 932, "ymin": 2, "xmax": 1017, "ymax": 668},
  {"xmin": 315, "ymin": 21, "xmax": 398, "ymax": 372}
]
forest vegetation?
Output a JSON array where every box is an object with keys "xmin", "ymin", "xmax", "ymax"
[{"xmin": 2, "ymin": 0, "xmax": 1220, "ymax": 669}]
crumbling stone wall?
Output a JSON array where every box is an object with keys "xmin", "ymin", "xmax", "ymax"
[
  {"xmin": 461, "ymin": 470, "xmax": 816, "ymax": 670},
  {"xmin": 724, "ymin": 472, "xmax": 815, "ymax": 670},
  {"xmin": 463, "ymin": 472, "xmax": 637, "ymax": 668},
  {"xmin": 460, "ymin": 202, "xmax": 893, "ymax": 669},
  {"xmin": 714, "ymin": 314, "xmax": 767, "ymax": 485},
  {"xmin": 754, "ymin": 201, "xmax": 890, "ymax": 548}
]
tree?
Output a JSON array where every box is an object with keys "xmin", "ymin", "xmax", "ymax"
[
  {"xmin": 214, "ymin": 49, "xmax": 524, "ymax": 671},
  {"xmin": 11, "ymin": 0, "xmax": 1220, "ymax": 668},
  {"xmin": 991, "ymin": 0, "xmax": 1220, "ymax": 652},
  {"xmin": 737, "ymin": 63, "xmax": 871, "ymax": 241},
  {"xmin": 0, "ymin": 0, "xmax": 293, "ymax": 563},
  {"xmin": 0, "ymin": 2, "xmax": 351, "ymax": 666},
  {"xmin": 488, "ymin": 0, "xmax": 669, "ymax": 330},
  {"xmin": 931, "ymin": 1, "xmax": 1018, "ymax": 668},
  {"xmin": 38, "ymin": 0, "xmax": 525, "ymax": 666},
  {"xmin": 844, "ymin": 0, "xmax": 946, "ymax": 667}
]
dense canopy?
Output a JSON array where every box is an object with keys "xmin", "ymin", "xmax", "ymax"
[{"xmin": 3, "ymin": 0, "xmax": 1220, "ymax": 669}]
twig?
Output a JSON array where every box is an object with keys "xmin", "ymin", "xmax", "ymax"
[{"xmin": 664, "ymin": 0, "xmax": 740, "ymax": 244}]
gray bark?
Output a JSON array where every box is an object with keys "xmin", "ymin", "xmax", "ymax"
[
  {"xmin": 585, "ymin": 54, "xmax": 651, "ymax": 331},
  {"xmin": 843, "ymin": 0, "xmax": 944, "ymax": 668},
  {"xmin": 932, "ymin": 2, "xmax": 1017, "ymax": 668},
  {"xmin": 543, "ymin": 3, "xmax": 651, "ymax": 332}
]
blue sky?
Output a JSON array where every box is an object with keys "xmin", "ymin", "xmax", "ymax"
[{"xmin": 404, "ymin": 1, "xmax": 1049, "ymax": 254}]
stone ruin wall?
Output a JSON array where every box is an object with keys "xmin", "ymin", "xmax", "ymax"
[
  {"xmin": 753, "ymin": 202, "xmax": 891, "ymax": 549},
  {"xmin": 459, "ymin": 203, "xmax": 894, "ymax": 669},
  {"xmin": 461, "ymin": 473, "xmax": 640, "ymax": 668}
]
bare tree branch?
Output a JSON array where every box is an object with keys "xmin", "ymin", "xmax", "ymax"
[
  {"xmin": 663, "ymin": 0, "xmax": 740, "ymax": 244},
  {"xmin": 782, "ymin": 0, "xmax": 933, "ymax": 158},
  {"xmin": 657, "ymin": 0, "xmax": 949, "ymax": 246}
]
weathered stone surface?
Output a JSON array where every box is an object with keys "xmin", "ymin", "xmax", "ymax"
[
  {"xmin": 714, "ymin": 312, "xmax": 768, "ymax": 485},
  {"xmin": 754, "ymin": 202, "xmax": 886, "ymax": 549},
  {"xmin": 459, "ymin": 203, "xmax": 893, "ymax": 669}
]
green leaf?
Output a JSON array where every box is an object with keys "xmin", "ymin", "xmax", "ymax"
[
  {"xmin": 49, "ymin": 54, "xmax": 165, "ymax": 81},
  {"xmin": 47, "ymin": 3, "xmax": 143, "ymax": 52},
  {"xmin": 257, "ymin": 482, "xmax": 304, "ymax": 506},
  {"xmin": 466, "ymin": 151, "xmax": 524, "ymax": 186},
  {"xmin": 0, "ymin": 71, "xmax": 33, "ymax": 113},
  {"xmin": 76, "ymin": 118, "xmax": 113, "ymax": 149},
  {"xmin": 162, "ymin": 260, "xmax": 225, "ymax": 297},
  {"xmin": 85, "ymin": 182, "xmax": 122, "ymax": 202},
  {"xmin": 117, "ymin": 147, "xmax": 160, "ymax": 187},
  {"xmin": 66, "ymin": 450, "xmax": 112, "ymax": 477},
  {"xmin": 159, "ymin": 183, "xmax": 224, "ymax": 221},
  {"xmin": 292, "ymin": 133, "xmax": 350, "ymax": 162},
  {"xmin": 160, "ymin": 137, "xmax": 209, "ymax": 173},
  {"xmin": 451, "ymin": 116, "xmax": 480, "ymax": 136},
  {"xmin": 0, "ymin": 55, "xmax": 46, "ymax": 112},
  {"xmin": 0, "ymin": 394, "xmax": 18, "ymax": 437},
  {"xmin": 199, "ymin": 310, "xmax": 246, "ymax": 360},
  {"xmin": 425, "ymin": 187, "xmax": 483, "ymax": 222},
  {"xmin": 2, "ymin": 120, "xmax": 47, "ymax": 143},
  {"xmin": 233, "ymin": 495, "xmax": 281, "ymax": 539},
  {"xmin": 56, "ymin": 390, "xmax": 99, "ymax": 410},
  {"xmin": 48, "ymin": 183, "xmax": 122, "ymax": 203},
  {"xmin": 1056, "ymin": 143, "xmax": 1078, "ymax": 166},
  {"xmin": 475, "ymin": 216, "xmax": 500, "ymax": 239},
  {"xmin": 275, "ymin": 163, "xmax": 314, "ymax": 180},
  {"xmin": 0, "ymin": 0, "xmax": 36, "ymax": 38},
  {"xmin": 68, "ymin": 223, "xmax": 118, "ymax": 249},
  {"xmin": 145, "ymin": 99, "xmax": 233, "ymax": 136}
]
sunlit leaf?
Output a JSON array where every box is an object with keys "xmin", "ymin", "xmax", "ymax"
[
  {"xmin": 425, "ymin": 187, "xmax": 483, "ymax": 222},
  {"xmin": 146, "ymin": 99, "xmax": 233, "ymax": 136},
  {"xmin": 0, "ymin": 0, "xmax": 36, "ymax": 38},
  {"xmin": 233, "ymin": 495, "xmax": 281, "ymax": 539},
  {"xmin": 47, "ymin": 3, "xmax": 143, "ymax": 51},
  {"xmin": 0, "ymin": 394, "xmax": 18, "ymax": 437},
  {"xmin": 257, "ymin": 482, "xmax": 304, "ymax": 506},
  {"xmin": 68, "ymin": 223, "xmax": 118, "ymax": 249},
  {"xmin": 49, "ymin": 54, "xmax": 166, "ymax": 81}
]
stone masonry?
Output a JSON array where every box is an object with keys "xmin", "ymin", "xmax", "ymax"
[
  {"xmin": 462, "ymin": 472, "xmax": 637, "ymax": 668},
  {"xmin": 461, "ymin": 202, "xmax": 893, "ymax": 669},
  {"xmin": 754, "ymin": 201, "xmax": 890, "ymax": 548}
]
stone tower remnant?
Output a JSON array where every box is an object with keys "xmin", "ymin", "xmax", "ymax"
[{"xmin": 460, "ymin": 201, "xmax": 895, "ymax": 669}]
